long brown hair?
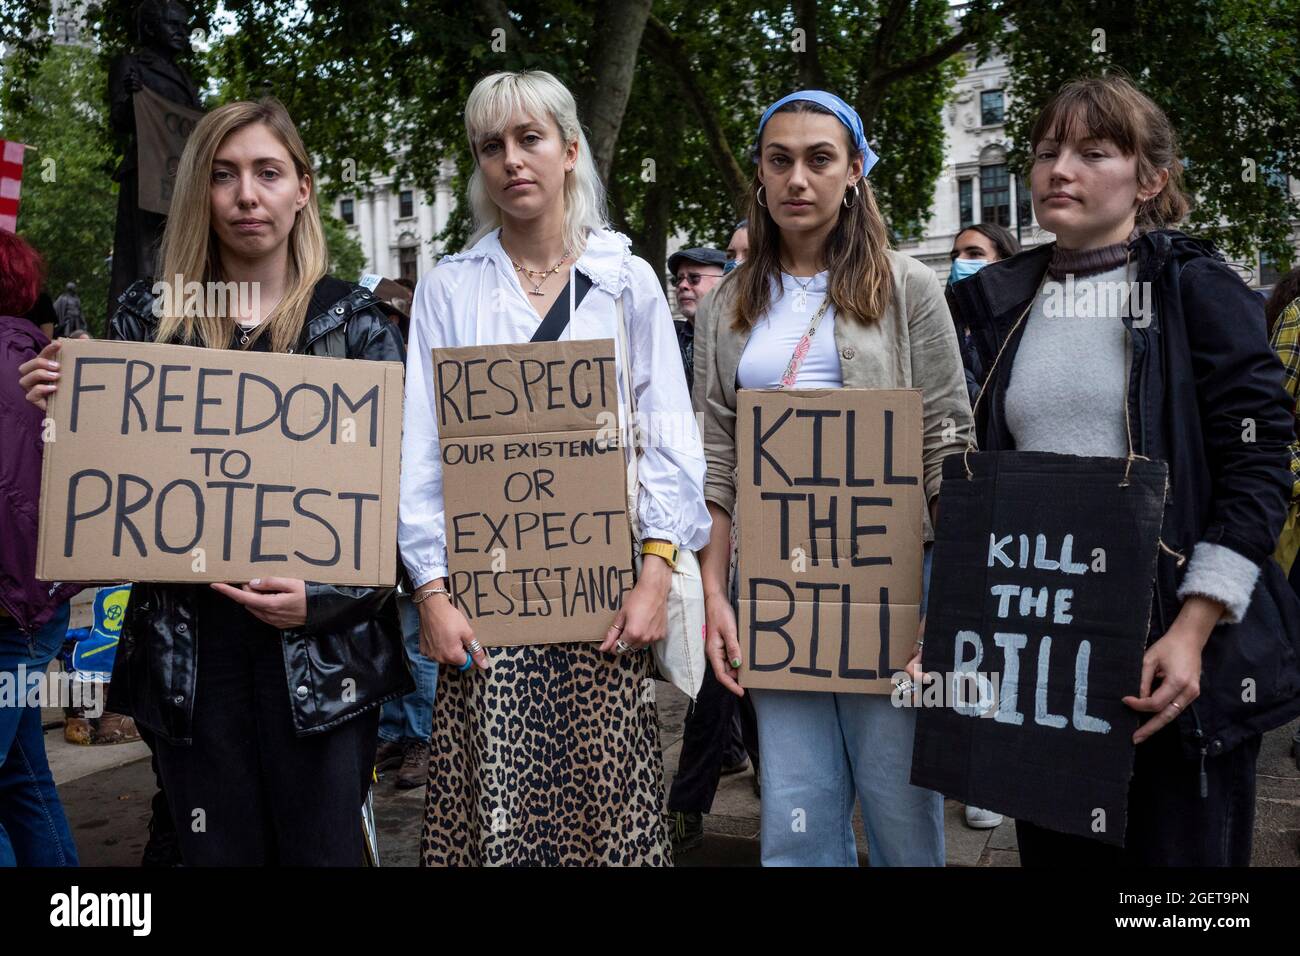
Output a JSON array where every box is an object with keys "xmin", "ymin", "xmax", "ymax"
[
  {"xmin": 1030, "ymin": 74, "xmax": 1190, "ymax": 231},
  {"xmin": 154, "ymin": 98, "xmax": 328, "ymax": 353},
  {"xmin": 732, "ymin": 100, "xmax": 893, "ymax": 331}
]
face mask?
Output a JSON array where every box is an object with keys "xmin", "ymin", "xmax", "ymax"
[{"xmin": 949, "ymin": 258, "xmax": 988, "ymax": 285}]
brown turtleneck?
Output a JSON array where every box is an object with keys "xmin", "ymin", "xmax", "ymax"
[{"xmin": 1047, "ymin": 228, "xmax": 1139, "ymax": 280}]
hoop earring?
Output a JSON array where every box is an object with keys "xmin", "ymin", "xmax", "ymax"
[
  {"xmin": 843, "ymin": 184, "xmax": 858, "ymax": 209},
  {"xmin": 756, "ymin": 185, "xmax": 768, "ymax": 208}
]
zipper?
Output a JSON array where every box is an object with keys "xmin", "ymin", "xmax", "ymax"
[{"xmin": 1190, "ymin": 704, "xmax": 1208, "ymax": 799}]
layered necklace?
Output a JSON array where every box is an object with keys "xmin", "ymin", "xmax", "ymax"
[{"xmin": 507, "ymin": 244, "xmax": 572, "ymax": 296}]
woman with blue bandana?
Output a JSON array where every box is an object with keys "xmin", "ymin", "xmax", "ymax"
[{"xmin": 693, "ymin": 91, "xmax": 974, "ymax": 866}]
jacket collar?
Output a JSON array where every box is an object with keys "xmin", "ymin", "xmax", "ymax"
[{"xmin": 443, "ymin": 226, "xmax": 635, "ymax": 297}]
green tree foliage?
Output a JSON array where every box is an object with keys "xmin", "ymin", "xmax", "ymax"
[
  {"xmin": 1002, "ymin": 0, "xmax": 1300, "ymax": 266},
  {"xmin": 201, "ymin": 0, "xmax": 1004, "ymax": 280},
  {"xmin": 0, "ymin": 42, "xmax": 116, "ymax": 334}
]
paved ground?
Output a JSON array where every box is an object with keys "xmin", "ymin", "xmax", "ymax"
[{"xmin": 48, "ymin": 681, "xmax": 1300, "ymax": 867}]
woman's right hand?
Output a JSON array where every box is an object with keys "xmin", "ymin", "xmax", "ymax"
[
  {"xmin": 18, "ymin": 340, "xmax": 62, "ymax": 410},
  {"xmin": 415, "ymin": 589, "xmax": 490, "ymax": 671},
  {"xmin": 705, "ymin": 591, "xmax": 744, "ymax": 697}
]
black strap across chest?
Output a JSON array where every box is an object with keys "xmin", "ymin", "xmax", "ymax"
[{"xmin": 529, "ymin": 269, "xmax": 593, "ymax": 343}]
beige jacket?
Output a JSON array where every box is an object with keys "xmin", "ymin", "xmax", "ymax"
[{"xmin": 691, "ymin": 250, "xmax": 976, "ymax": 540}]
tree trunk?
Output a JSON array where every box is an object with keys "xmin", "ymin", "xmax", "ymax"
[{"xmin": 579, "ymin": 0, "xmax": 654, "ymax": 184}]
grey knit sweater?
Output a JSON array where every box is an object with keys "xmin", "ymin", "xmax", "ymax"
[{"xmin": 1003, "ymin": 263, "xmax": 1259, "ymax": 624}]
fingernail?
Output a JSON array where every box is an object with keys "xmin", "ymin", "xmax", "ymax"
[
  {"xmin": 730, "ymin": 658, "xmax": 742, "ymax": 669},
  {"xmin": 250, "ymin": 578, "xmax": 261, "ymax": 586},
  {"xmin": 50, "ymin": 361, "xmax": 59, "ymax": 369}
]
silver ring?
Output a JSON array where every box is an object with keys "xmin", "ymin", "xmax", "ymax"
[
  {"xmin": 894, "ymin": 677, "xmax": 915, "ymax": 696},
  {"xmin": 615, "ymin": 638, "xmax": 632, "ymax": 654},
  {"xmin": 467, "ymin": 638, "xmax": 483, "ymax": 655}
]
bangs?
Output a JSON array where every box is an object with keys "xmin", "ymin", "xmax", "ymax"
[
  {"xmin": 465, "ymin": 74, "xmax": 561, "ymax": 149},
  {"xmin": 1030, "ymin": 82, "xmax": 1139, "ymax": 154}
]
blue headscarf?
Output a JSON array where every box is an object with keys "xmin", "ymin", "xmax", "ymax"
[{"xmin": 752, "ymin": 90, "xmax": 880, "ymax": 176}]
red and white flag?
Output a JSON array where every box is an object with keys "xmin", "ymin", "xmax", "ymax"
[{"xmin": 0, "ymin": 140, "xmax": 28, "ymax": 234}]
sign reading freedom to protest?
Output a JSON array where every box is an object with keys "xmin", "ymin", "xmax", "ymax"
[
  {"xmin": 434, "ymin": 339, "xmax": 634, "ymax": 646},
  {"xmin": 737, "ymin": 389, "xmax": 924, "ymax": 693},
  {"xmin": 37, "ymin": 339, "xmax": 403, "ymax": 586},
  {"xmin": 910, "ymin": 451, "xmax": 1167, "ymax": 845}
]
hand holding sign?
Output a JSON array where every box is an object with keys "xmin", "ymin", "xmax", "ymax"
[
  {"xmin": 210, "ymin": 577, "xmax": 306, "ymax": 628},
  {"xmin": 414, "ymin": 584, "xmax": 490, "ymax": 671},
  {"xmin": 17, "ymin": 339, "xmax": 62, "ymax": 411},
  {"xmin": 599, "ymin": 557, "xmax": 671, "ymax": 653}
]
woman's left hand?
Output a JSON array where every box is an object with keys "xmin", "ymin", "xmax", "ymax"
[
  {"xmin": 1122, "ymin": 596, "xmax": 1221, "ymax": 744},
  {"xmin": 599, "ymin": 557, "xmax": 671, "ymax": 653},
  {"xmin": 210, "ymin": 577, "xmax": 308, "ymax": 629}
]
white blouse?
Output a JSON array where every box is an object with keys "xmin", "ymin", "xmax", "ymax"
[
  {"xmin": 398, "ymin": 227, "xmax": 712, "ymax": 588},
  {"xmin": 736, "ymin": 271, "xmax": 844, "ymax": 390}
]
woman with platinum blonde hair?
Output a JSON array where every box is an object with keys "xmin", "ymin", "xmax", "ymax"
[{"xmin": 399, "ymin": 70, "xmax": 711, "ymax": 866}]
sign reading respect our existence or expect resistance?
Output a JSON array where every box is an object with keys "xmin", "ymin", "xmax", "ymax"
[
  {"xmin": 433, "ymin": 339, "xmax": 636, "ymax": 646},
  {"xmin": 736, "ymin": 388, "xmax": 925, "ymax": 693},
  {"xmin": 37, "ymin": 338, "xmax": 404, "ymax": 586}
]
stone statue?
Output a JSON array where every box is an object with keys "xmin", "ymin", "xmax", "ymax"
[{"xmin": 107, "ymin": 0, "xmax": 202, "ymax": 318}]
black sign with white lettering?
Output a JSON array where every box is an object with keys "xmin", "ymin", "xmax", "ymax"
[{"xmin": 909, "ymin": 451, "xmax": 1167, "ymax": 845}]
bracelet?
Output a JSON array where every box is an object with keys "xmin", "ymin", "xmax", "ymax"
[{"xmin": 411, "ymin": 585, "xmax": 450, "ymax": 605}]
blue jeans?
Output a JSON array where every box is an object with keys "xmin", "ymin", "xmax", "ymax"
[
  {"xmin": 379, "ymin": 597, "xmax": 438, "ymax": 744},
  {"xmin": 749, "ymin": 545, "xmax": 943, "ymax": 866},
  {"xmin": 0, "ymin": 606, "xmax": 78, "ymax": 866}
]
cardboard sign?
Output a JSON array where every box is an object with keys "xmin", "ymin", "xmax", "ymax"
[
  {"xmin": 434, "ymin": 339, "xmax": 635, "ymax": 646},
  {"xmin": 37, "ymin": 338, "xmax": 403, "ymax": 586},
  {"xmin": 910, "ymin": 451, "xmax": 1167, "ymax": 845},
  {"xmin": 736, "ymin": 389, "xmax": 924, "ymax": 693},
  {"xmin": 134, "ymin": 86, "xmax": 203, "ymax": 215}
]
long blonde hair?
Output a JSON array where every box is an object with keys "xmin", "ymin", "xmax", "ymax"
[
  {"xmin": 733, "ymin": 99, "xmax": 893, "ymax": 331},
  {"xmin": 154, "ymin": 98, "xmax": 328, "ymax": 353},
  {"xmin": 463, "ymin": 71, "xmax": 607, "ymax": 253}
]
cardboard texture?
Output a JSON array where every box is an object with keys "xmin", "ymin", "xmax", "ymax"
[
  {"xmin": 736, "ymin": 389, "xmax": 924, "ymax": 693},
  {"xmin": 910, "ymin": 451, "xmax": 1167, "ymax": 846},
  {"xmin": 434, "ymin": 339, "xmax": 634, "ymax": 646},
  {"xmin": 37, "ymin": 338, "xmax": 403, "ymax": 586}
]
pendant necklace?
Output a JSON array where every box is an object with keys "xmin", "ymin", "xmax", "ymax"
[{"xmin": 509, "ymin": 246, "xmax": 572, "ymax": 296}]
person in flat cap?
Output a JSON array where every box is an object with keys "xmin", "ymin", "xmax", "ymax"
[{"xmin": 668, "ymin": 247, "xmax": 727, "ymax": 392}]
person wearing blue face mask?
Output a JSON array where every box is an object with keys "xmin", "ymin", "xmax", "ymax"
[{"xmin": 947, "ymin": 223, "xmax": 1021, "ymax": 408}]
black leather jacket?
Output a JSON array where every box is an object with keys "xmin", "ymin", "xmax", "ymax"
[{"xmin": 104, "ymin": 276, "xmax": 414, "ymax": 745}]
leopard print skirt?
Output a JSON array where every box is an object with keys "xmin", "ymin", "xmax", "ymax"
[{"xmin": 420, "ymin": 641, "xmax": 673, "ymax": 867}]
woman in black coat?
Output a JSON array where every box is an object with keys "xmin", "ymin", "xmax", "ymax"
[{"xmin": 947, "ymin": 76, "xmax": 1299, "ymax": 866}]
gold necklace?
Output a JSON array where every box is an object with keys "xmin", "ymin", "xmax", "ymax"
[{"xmin": 507, "ymin": 246, "xmax": 572, "ymax": 296}]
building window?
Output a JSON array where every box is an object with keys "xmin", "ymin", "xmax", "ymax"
[
  {"xmin": 980, "ymin": 90, "xmax": 1005, "ymax": 126},
  {"xmin": 981, "ymin": 163, "xmax": 1011, "ymax": 226},
  {"xmin": 340, "ymin": 198, "xmax": 354, "ymax": 226},
  {"xmin": 1260, "ymin": 250, "xmax": 1285, "ymax": 288},
  {"xmin": 399, "ymin": 189, "xmax": 414, "ymax": 219},
  {"xmin": 400, "ymin": 246, "xmax": 418, "ymax": 284},
  {"xmin": 1016, "ymin": 174, "xmax": 1032, "ymax": 230},
  {"xmin": 958, "ymin": 178, "xmax": 974, "ymax": 229}
]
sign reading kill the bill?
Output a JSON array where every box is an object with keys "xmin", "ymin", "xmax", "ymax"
[
  {"xmin": 37, "ymin": 338, "xmax": 403, "ymax": 586},
  {"xmin": 434, "ymin": 339, "xmax": 635, "ymax": 646},
  {"xmin": 909, "ymin": 451, "xmax": 1167, "ymax": 846},
  {"xmin": 737, "ymin": 389, "xmax": 924, "ymax": 693}
]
